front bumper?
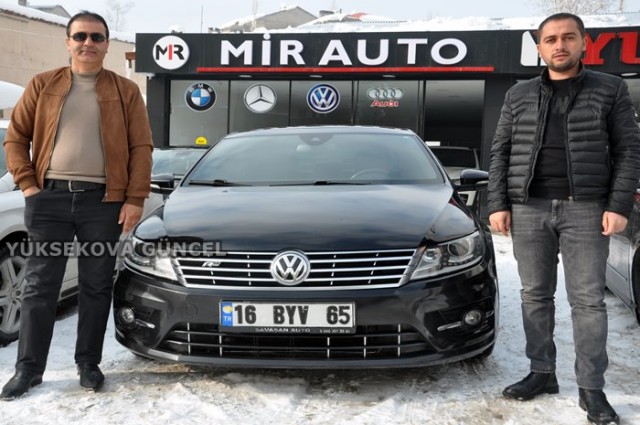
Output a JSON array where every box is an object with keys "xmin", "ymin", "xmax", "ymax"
[{"xmin": 113, "ymin": 262, "xmax": 498, "ymax": 368}]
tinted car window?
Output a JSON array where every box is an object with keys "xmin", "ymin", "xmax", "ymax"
[{"xmin": 187, "ymin": 132, "xmax": 443, "ymax": 184}]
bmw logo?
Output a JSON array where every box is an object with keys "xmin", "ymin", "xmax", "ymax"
[
  {"xmin": 307, "ymin": 84, "xmax": 340, "ymax": 114},
  {"xmin": 186, "ymin": 83, "xmax": 216, "ymax": 112}
]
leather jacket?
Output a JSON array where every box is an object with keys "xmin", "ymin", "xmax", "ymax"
[{"xmin": 3, "ymin": 67, "xmax": 153, "ymax": 207}]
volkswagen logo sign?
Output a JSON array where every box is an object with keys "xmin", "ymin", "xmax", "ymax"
[
  {"xmin": 270, "ymin": 251, "xmax": 311, "ymax": 286},
  {"xmin": 186, "ymin": 83, "xmax": 216, "ymax": 112},
  {"xmin": 307, "ymin": 84, "xmax": 340, "ymax": 114},
  {"xmin": 244, "ymin": 84, "xmax": 277, "ymax": 113}
]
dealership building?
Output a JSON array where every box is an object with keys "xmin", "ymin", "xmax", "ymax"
[{"xmin": 135, "ymin": 15, "xmax": 640, "ymax": 182}]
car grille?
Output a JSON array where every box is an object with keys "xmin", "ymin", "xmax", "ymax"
[
  {"xmin": 174, "ymin": 249, "xmax": 416, "ymax": 289},
  {"xmin": 158, "ymin": 323, "xmax": 434, "ymax": 360}
]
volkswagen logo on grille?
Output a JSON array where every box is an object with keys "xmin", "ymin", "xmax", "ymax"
[
  {"xmin": 270, "ymin": 251, "xmax": 310, "ymax": 286},
  {"xmin": 307, "ymin": 84, "xmax": 340, "ymax": 114},
  {"xmin": 366, "ymin": 87, "xmax": 404, "ymax": 101}
]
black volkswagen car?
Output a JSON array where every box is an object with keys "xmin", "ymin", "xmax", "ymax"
[{"xmin": 113, "ymin": 125, "xmax": 498, "ymax": 368}]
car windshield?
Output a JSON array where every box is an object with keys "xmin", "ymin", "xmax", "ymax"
[
  {"xmin": 185, "ymin": 131, "xmax": 443, "ymax": 185},
  {"xmin": 152, "ymin": 148, "xmax": 206, "ymax": 177},
  {"xmin": 431, "ymin": 148, "xmax": 477, "ymax": 168}
]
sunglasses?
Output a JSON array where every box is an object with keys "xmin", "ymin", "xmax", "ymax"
[{"xmin": 70, "ymin": 32, "xmax": 107, "ymax": 43}]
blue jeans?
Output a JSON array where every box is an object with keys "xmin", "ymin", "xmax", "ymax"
[
  {"xmin": 510, "ymin": 198, "xmax": 609, "ymax": 390},
  {"xmin": 16, "ymin": 185, "xmax": 122, "ymax": 374}
]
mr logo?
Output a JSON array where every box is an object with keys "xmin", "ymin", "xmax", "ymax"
[{"xmin": 153, "ymin": 35, "xmax": 190, "ymax": 70}]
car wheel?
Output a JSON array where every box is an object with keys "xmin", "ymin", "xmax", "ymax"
[{"xmin": 0, "ymin": 246, "xmax": 27, "ymax": 346}]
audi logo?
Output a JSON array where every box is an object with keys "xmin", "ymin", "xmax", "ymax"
[
  {"xmin": 270, "ymin": 251, "xmax": 311, "ymax": 286},
  {"xmin": 366, "ymin": 87, "xmax": 404, "ymax": 101}
]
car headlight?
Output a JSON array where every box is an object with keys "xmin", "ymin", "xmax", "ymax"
[
  {"xmin": 410, "ymin": 231, "xmax": 484, "ymax": 279},
  {"xmin": 122, "ymin": 234, "xmax": 178, "ymax": 281}
]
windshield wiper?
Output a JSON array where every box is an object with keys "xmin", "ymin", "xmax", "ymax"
[
  {"xmin": 270, "ymin": 180, "xmax": 371, "ymax": 186},
  {"xmin": 188, "ymin": 179, "xmax": 249, "ymax": 187},
  {"xmin": 313, "ymin": 180, "xmax": 371, "ymax": 185}
]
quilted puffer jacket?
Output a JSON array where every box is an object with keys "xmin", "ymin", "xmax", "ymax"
[{"xmin": 488, "ymin": 64, "xmax": 640, "ymax": 217}]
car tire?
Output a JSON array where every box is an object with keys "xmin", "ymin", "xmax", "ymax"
[{"xmin": 0, "ymin": 246, "xmax": 27, "ymax": 346}]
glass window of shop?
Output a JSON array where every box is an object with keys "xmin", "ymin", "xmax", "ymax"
[
  {"xmin": 354, "ymin": 81, "xmax": 422, "ymax": 133},
  {"xmin": 169, "ymin": 80, "xmax": 229, "ymax": 147},
  {"xmin": 229, "ymin": 81, "xmax": 290, "ymax": 133},
  {"xmin": 423, "ymin": 80, "xmax": 485, "ymax": 151}
]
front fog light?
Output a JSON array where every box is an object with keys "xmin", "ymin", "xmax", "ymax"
[
  {"xmin": 463, "ymin": 309, "xmax": 484, "ymax": 327},
  {"xmin": 117, "ymin": 307, "xmax": 136, "ymax": 328}
]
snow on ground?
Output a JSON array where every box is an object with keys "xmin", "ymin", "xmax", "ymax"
[{"xmin": 0, "ymin": 234, "xmax": 638, "ymax": 424}]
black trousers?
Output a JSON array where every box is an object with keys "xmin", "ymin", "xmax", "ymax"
[{"xmin": 16, "ymin": 184, "xmax": 122, "ymax": 374}]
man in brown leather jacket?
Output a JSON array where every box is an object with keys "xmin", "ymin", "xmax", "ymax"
[{"xmin": 1, "ymin": 11, "xmax": 153, "ymax": 400}]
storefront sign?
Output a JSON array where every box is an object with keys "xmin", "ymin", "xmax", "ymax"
[{"xmin": 136, "ymin": 27, "xmax": 640, "ymax": 75}]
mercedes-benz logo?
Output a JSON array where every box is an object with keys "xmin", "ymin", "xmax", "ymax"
[
  {"xmin": 244, "ymin": 84, "xmax": 277, "ymax": 113},
  {"xmin": 270, "ymin": 251, "xmax": 310, "ymax": 286}
]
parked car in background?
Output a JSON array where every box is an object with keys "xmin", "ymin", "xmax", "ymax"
[
  {"xmin": 0, "ymin": 120, "xmax": 79, "ymax": 345},
  {"xmin": 144, "ymin": 146, "xmax": 209, "ymax": 213},
  {"xmin": 0, "ymin": 119, "xmax": 8, "ymax": 177},
  {"xmin": 151, "ymin": 146, "xmax": 208, "ymax": 184},
  {"xmin": 113, "ymin": 125, "xmax": 497, "ymax": 368},
  {"xmin": 606, "ymin": 187, "xmax": 640, "ymax": 324},
  {"xmin": 429, "ymin": 146, "xmax": 481, "ymax": 208},
  {"xmin": 0, "ymin": 119, "xmax": 12, "ymax": 192},
  {"xmin": 0, "ymin": 189, "xmax": 79, "ymax": 345}
]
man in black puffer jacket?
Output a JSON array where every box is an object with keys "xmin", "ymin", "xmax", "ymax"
[{"xmin": 488, "ymin": 12, "xmax": 640, "ymax": 425}]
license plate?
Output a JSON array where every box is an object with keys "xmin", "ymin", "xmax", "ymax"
[{"xmin": 220, "ymin": 301, "xmax": 356, "ymax": 334}]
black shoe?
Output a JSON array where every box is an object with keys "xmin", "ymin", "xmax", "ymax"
[
  {"xmin": 502, "ymin": 372, "xmax": 559, "ymax": 401},
  {"xmin": 579, "ymin": 389, "xmax": 620, "ymax": 425},
  {"xmin": 0, "ymin": 371, "xmax": 43, "ymax": 401},
  {"xmin": 77, "ymin": 363, "xmax": 104, "ymax": 391}
]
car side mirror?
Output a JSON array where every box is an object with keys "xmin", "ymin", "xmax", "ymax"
[
  {"xmin": 150, "ymin": 173, "xmax": 176, "ymax": 195},
  {"xmin": 456, "ymin": 169, "xmax": 488, "ymax": 191}
]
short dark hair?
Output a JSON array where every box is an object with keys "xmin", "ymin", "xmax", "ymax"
[
  {"xmin": 66, "ymin": 11, "xmax": 110, "ymax": 40},
  {"xmin": 537, "ymin": 12, "xmax": 585, "ymax": 41}
]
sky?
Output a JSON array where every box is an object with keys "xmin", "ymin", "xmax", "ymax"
[
  {"xmin": 0, "ymin": 234, "xmax": 638, "ymax": 424},
  {"xmin": 26, "ymin": 0, "xmax": 640, "ymax": 33}
]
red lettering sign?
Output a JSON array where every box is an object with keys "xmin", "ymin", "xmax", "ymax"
[{"xmin": 583, "ymin": 31, "xmax": 640, "ymax": 65}]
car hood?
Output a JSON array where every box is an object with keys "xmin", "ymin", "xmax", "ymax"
[{"xmin": 140, "ymin": 185, "xmax": 478, "ymax": 251}]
